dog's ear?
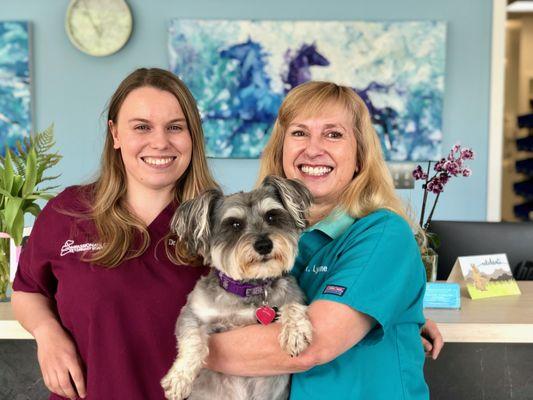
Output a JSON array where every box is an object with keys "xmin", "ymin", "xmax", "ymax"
[
  {"xmin": 171, "ymin": 188, "xmax": 222, "ymax": 258},
  {"xmin": 262, "ymin": 175, "xmax": 312, "ymax": 230}
]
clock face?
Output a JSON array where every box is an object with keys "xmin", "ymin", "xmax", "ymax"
[{"xmin": 65, "ymin": 0, "xmax": 132, "ymax": 57}]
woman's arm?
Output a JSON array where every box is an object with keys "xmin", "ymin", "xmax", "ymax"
[
  {"xmin": 11, "ymin": 291, "xmax": 86, "ymax": 399},
  {"xmin": 205, "ymin": 299, "xmax": 374, "ymax": 376}
]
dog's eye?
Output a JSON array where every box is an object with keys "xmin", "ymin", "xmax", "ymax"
[
  {"xmin": 225, "ymin": 218, "xmax": 243, "ymax": 231},
  {"xmin": 265, "ymin": 211, "xmax": 279, "ymax": 225}
]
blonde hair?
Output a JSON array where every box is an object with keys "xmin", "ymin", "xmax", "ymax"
[
  {"xmin": 258, "ymin": 81, "xmax": 417, "ymax": 230},
  {"xmin": 85, "ymin": 68, "xmax": 218, "ymax": 267}
]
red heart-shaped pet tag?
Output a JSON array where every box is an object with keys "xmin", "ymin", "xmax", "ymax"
[{"xmin": 255, "ymin": 306, "xmax": 276, "ymax": 325}]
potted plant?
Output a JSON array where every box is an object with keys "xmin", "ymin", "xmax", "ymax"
[
  {"xmin": 0, "ymin": 125, "xmax": 62, "ymax": 300},
  {"xmin": 413, "ymin": 144, "xmax": 474, "ymax": 281}
]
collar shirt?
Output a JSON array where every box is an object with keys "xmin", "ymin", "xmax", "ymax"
[
  {"xmin": 13, "ymin": 186, "xmax": 207, "ymax": 400},
  {"xmin": 290, "ymin": 208, "xmax": 429, "ymax": 400}
]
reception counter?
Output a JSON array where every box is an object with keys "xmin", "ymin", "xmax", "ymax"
[
  {"xmin": 2, "ymin": 283, "xmax": 533, "ymax": 399},
  {"xmin": 0, "ymin": 301, "xmax": 32, "ymax": 339},
  {"xmin": 424, "ymin": 281, "xmax": 533, "ymax": 343},
  {"xmin": 423, "ymin": 281, "xmax": 533, "ymax": 400},
  {"xmin": 3, "ymin": 282, "xmax": 533, "ymax": 341}
]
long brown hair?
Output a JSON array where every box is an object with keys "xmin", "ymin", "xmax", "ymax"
[
  {"xmin": 258, "ymin": 81, "xmax": 417, "ymax": 230},
  {"xmin": 86, "ymin": 68, "xmax": 218, "ymax": 267}
]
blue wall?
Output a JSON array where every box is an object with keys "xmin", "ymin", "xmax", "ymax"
[{"xmin": 1, "ymin": 0, "xmax": 493, "ymax": 221}]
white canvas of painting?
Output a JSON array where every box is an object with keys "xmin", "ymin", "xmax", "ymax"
[
  {"xmin": 0, "ymin": 21, "xmax": 31, "ymax": 154},
  {"xmin": 168, "ymin": 20, "xmax": 446, "ymax": 160}
]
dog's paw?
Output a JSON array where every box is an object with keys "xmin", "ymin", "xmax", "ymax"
[
  {"xmin": 280, "ymin": 322, "xmax": 313, "ymax": 357},
  {"xmin": 161, "ymin": 369, "xmax": 194, "ymax": 400},
  {"xmin": 279, "ymin": 303, "xmax": 313, "ymax": 357}
]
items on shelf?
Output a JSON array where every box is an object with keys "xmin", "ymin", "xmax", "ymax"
[
  {"xmin": 514, "ymin": 112, "xmax": 533, "ymax": 221},
  {"xmin": 518, "ymin": 113, "xmax": 533, "ymax": 133},
  {"xmin": 515, "ymin": 157, "xmax": 533, "ymax": 175},
  {"xmin": 516, "ymin": 135, "xmax": 533, "ymax": 152},
  {"xmin": 514, "ymin": 200, "xmax": 533, "ymax": 220},
  {"xmin": 514, "ymin": 177, "xmax": 533, "ymax": 198}
]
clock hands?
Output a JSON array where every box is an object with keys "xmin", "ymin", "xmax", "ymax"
[
  {"xmin": 81, "ymin": 0, "xmax": 103, "ymax": 39},
  {"xmin": 66, "ymin": 0, "xmax": 132, "ymax": 56}
]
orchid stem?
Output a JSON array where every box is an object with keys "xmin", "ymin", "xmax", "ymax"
[
  {"xmin": 419, "ymin": 162, "xmax": 431, "ymax": 228},
  {"xmin": 424, "ymin": 191, "xmax": 441, "ymax": 231}
]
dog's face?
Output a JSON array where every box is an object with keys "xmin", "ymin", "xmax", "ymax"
[{"xmin": 171, "ymin": 176, "xmax": 312, "ymax": 280}]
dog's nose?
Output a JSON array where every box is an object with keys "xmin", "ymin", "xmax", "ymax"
[{"xmin": 254, "ymin": 236, "xmax": 273, "ymax": 255}]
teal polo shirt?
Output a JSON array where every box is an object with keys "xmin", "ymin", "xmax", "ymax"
[{"xmin": 290, "ymin": 209, "xmax": 429, "ymax": 400}]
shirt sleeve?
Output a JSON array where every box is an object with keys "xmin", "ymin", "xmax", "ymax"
[
  {"xmin": 12, "ymin": 199, "xmax": 60, "ymax": 298},
  {"xmin": 312, "ymin": 211, "xmax": 426, "ymax": 343}
]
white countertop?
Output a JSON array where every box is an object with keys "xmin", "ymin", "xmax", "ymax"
[
  {"xmin": 424, "ymin": 281, "xmax": 533, "ymax": 343},
  {"xmin": 3, "ymin": 282, "xmax": 533, "ymax": 342},
  {"xmin": 0, "ymin": 301, "xmax": 32, "ymax": 339}
]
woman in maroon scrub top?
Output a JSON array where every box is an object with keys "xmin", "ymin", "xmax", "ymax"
[{"xmin": 11, "ymin": 68, "xmax": 219, "ymax": 400}]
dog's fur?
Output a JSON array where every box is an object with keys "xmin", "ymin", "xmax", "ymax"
[{"xmin": 161, "ymin": 176, "xmax": 313, "ymax": 400}]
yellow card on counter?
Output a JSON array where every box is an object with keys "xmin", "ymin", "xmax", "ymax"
[{"xmin": 447, "ymin": 254, "xmax": 521, "ymax": 300}]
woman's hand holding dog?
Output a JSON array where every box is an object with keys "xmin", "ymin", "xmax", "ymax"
[{"xmin": 34, "ymin": 320, "xmax": 86, "ymax": 400}]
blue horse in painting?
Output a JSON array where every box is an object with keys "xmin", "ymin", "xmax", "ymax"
[
  {"xmin": 204, "ymin": 39, "xmax": 284, "ymax": 156},
  {"xmin": 205, "ymin": 39, "xmax": 402, "ymax": 158},
  {"xmin": 283, "ymin": 43, "xmax": 330, "ymax": 92},
  {"xmin": 354, "ymin": 82, "xmax": 401, "ymax": 155},
  {"xmin": 209, "ymin": 39, "xmax": 282, "ymax": 123}
]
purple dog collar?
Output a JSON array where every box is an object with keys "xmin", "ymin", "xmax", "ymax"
[{"xmin": 216, "ymin": 270, "xmax": 272, "ymax": 298}]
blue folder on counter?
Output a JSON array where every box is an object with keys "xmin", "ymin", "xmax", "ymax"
[{"xmin": 423, "ymin": 282, "xmax": 461, "ymax": 309}]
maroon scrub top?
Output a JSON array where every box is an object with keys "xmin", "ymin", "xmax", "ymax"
[{"xmin": 13, "ymin": 186, "xmax": 208, "ymax": 400}]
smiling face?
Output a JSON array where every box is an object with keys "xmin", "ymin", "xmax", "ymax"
[
  {"xmin": 282, "ymin": 103, "xmax": 357, "ymax": 210},
  {"xmin": 109, "ymin": 86, "xmax": 193, "ymax": 197}
]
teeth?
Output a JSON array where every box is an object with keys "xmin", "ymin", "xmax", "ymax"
[
  {"xmin": 143, "ymin": 157, "xmax": 174, "ymax": 166},
  {"xmin": 300, "ymin": 165, "xmax": 332, "ymax": 176}
]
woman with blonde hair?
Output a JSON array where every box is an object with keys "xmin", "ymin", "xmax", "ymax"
[
  {"xmin": 206, "ymin": 81, "xmax": 438, "ymax": 399},
  {"xmin": 12, "ymin": 68, "xmax": 218, "ymax": 399},
  {"xmin": 259, "ymin": 80, "xmax": 411, "ymax": 224}
]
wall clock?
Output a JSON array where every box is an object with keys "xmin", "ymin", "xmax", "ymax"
[{"xmin": 65, "ymin": 0, "xmax": 133, "ymax": 57}]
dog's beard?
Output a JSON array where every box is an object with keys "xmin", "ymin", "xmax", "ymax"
[{"xmin": 210, "ymin": 232, "xmax": 298, "ymax": 280}]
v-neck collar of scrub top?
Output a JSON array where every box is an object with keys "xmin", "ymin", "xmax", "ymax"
[{"xmin": 308, "ymin": 208, "xmax": 355, "ymax": 240}]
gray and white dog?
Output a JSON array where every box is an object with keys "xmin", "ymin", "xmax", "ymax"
[{"xmin": 161, "ymin": 176, "xmax": 314, "ymax": 400}]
